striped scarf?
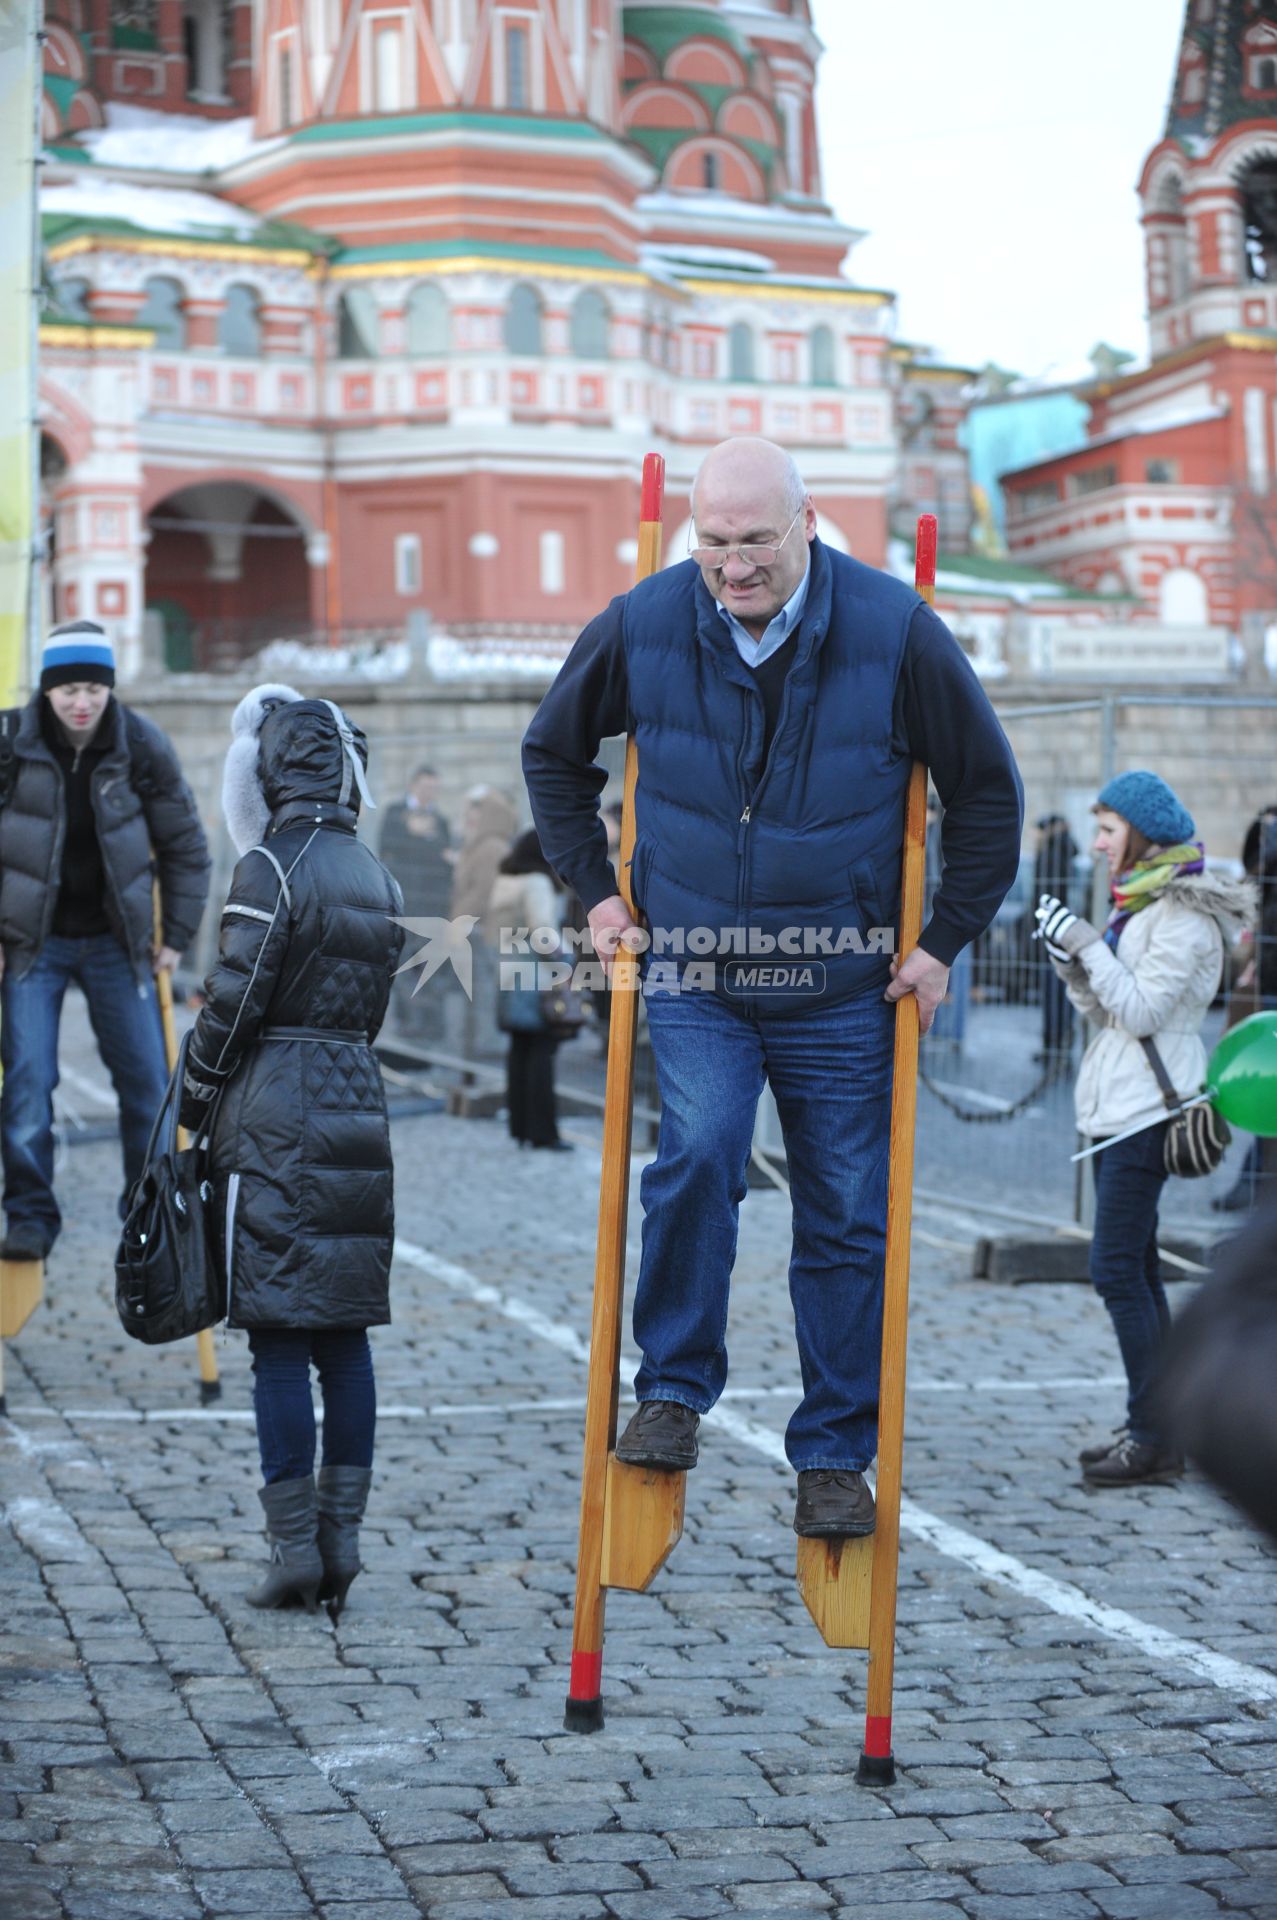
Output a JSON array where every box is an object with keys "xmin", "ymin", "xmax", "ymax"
[{"xmin": 1104, "ymin": 842, "xmax": 1205, "ymax": 952}]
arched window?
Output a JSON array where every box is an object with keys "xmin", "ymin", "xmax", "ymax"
[
  {"xmin": 337, "ymin": 288, "xmax": 376, "ymax": 358},
  {"xmin": 505, "ymin": 283, "xmax": 543, "ymax": 356},
  {"xmin": 1159, "ymin": 566, "xmax": 1208, "ymax": 625},
  {"xmin": 1262, "ymin": 57, "xmax": 1277, "ymax": 89},
  {"xmin": 407, "ymin": 281, "xmax": 449, "ymax": 355},
  {"xmin": 53, "ymin": 276, "xmax": 91, "ymax": 321},
  {"xmin": 703, "ymin": 150, "xmax": 719, "ymax": 190},
  {"xmin": 569, "ymin": 288, "xmax": 610, "ymax": 359},
  {"xmin": 1242, "ymin": 156, "xmax": 1277, "ymax": 281},
  {"xmin": 219, "ymin": 282, "xmax": 261, "ymax": 356},
  {"xmin": 728, "ymin": 321, "xmax": 755, "ymax": 382},
  {"xmin": 138, "ymin": 276, "xmax": 186, "ymax": 351},
  {"xmin": 810, "ymin": 324, "xmax": 836, "ymax": 387}
]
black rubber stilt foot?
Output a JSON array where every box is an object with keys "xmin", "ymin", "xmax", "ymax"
[
  {"xmin": 564, "ymin": 1695, "xmax": 604, "ymax": 1734},
  {"xmin": 856, "ymin": 1750, "xmax": 896, "ymax": 1786},
  {"xmin": 0, "ymin": 1395, "xmax": 7, "ymax": 1418},
  {"xmin": 199, "ymin": 1379, "xmax": 222, "ymax": 1406}
]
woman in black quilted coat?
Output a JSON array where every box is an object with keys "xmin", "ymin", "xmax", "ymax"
[{"xmin": 179, "ymin": 685, "xmax": 404, "ymax": 1617}]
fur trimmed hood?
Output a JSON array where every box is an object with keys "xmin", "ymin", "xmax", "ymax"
[
  {"xmin": 222, "ymin": 683, "xmax": 375, "ymax": 854},
  {"xmin": 222, "ymin": 683, "xmax": 304, "ymax": 855},
  {"xmin": 1159, "ymin": 871, "xmax": 1256, "ymax": 943}
]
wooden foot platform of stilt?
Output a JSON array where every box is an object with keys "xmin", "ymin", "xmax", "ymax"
[
  {"xmin": 795, "ymin": 1532, "xmax": 874, "ymax": 1649},
  {"xmin": 0, "ymin": 1259, "xmax": 45, "ymax": 1339},
  {"xmin": 601, "ymin": 1456, "xmax": 686, "ymax": 1592}
]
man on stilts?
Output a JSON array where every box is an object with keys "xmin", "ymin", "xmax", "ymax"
[{"xmin": 523, "ymin": 437, "xmax": 1022, "ymax": 1537}]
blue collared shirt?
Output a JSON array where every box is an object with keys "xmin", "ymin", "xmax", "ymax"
[{"xmin": 715, "ymin": 553, "xmax": 811, "ymax": 669}]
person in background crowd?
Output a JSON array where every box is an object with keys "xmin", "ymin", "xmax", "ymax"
[
  {"xmin": 180, "ymin": 685, "xmax": 404, "ymax": 1616},
  {"xmin": 0, "ymin": 621, "xmax": 210, "ymax": 1260},
  {"xmin": 523, "ymin": 436, "xmax": 1022, "ymax": 1539},
  {"xmin": 1036, "ymin": 770, "xmax": 1252, "ymax": 1488},
  {"xmin": 451, "ymin": 787, "xmax": 517, "ymax": 1058},
  {"xmin": 379, "ymin": 763, "xmax": 453, "ymax": 1039},
  {"xmin": 489, "ymin": 828, "xmax": 573, "ymax": 1152},
  {"xmin": 1213, "ymin": 801, "xmax": 1277, "ymax": 1212},
  {"xmin": 1032, "ymin": 813, "xmax": 1078, "ymax": 1070}
]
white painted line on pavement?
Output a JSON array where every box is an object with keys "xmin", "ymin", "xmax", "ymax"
[
  {"xmin": 391, "ymin": 1234, "xmax": 1277, "ymax": 1707},
  {"xmin": 3, "ymin": 1373, "xmax": 1132, "ymax": 1431}
]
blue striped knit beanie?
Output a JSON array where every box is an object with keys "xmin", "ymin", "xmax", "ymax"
[{"xmin": 41, "ymin": 621, "xmax": 116, "ymax": 692}]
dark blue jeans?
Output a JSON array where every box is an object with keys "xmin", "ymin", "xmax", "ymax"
[
  {"xmin": 636, "ymin": 980, "xmax": 894, "ymax": 1471},
  {"xmin": 1090, "ymin": 1119, "xmax": 1172, "ymax": 1445},
  {"xmin": 1, "ymin": 933, "xmax": 169, "ymax": 1246},
  {"xmin": 247, "ymin": 1328, "xmax": 376, "ymax": 1485}
]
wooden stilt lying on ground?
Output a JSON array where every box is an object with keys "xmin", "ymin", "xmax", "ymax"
[
  {"xmin": 154, "ymin": 883, "xmax": 221, "ymax": 1405},
  {"xmin": 564, "ymin": 453, "xmax": 670, "ymax": 1733}
]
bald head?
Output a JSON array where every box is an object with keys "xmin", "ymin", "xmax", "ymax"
[{"xmin": 689, "ymin": 438, "xmax": 815, "ymax": 639}]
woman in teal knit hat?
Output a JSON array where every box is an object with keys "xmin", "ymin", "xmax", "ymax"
[{"xmin": 1034, "ymin": 771, "xmax": 1252, "ymax": 1488}]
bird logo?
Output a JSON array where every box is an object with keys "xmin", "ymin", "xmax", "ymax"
[{"xmin": 390, "ymin": 914, "xmax": 479, "ymax": 998}]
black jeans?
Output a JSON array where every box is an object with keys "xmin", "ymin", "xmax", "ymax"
[
  {"xmin": 1089, "ymin": 1119, "xmax": 1171, "ymax": 1445},
  {"xmin": 506, "ymin": 1031, "xmax": 560, "ymax": 1146}
]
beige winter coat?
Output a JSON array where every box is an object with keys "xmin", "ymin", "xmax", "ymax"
[
  {"xmin": 1054, "ymin": 873, "xmax": 1253, "ymax": 1138},
  {"xmin": 485, "ymin": 870, "xmax": 561, "ymax": 951}
]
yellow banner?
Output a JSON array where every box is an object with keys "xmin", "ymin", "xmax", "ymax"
[{"xmin": 0, "ymin": 0, "xmax": 38, "ymax": 707}]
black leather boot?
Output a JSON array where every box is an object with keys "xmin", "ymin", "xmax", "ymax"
[
  {"xmin": 316, "ymin": 1465, "xmax": 373, "ymax": 1620},
  {"xmin": 246, "ymin": 1476, "xmax": 323, "ymax": 1610}
]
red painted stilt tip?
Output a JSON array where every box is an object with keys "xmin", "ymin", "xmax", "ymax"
[
  {"xmin": 913, "ymin": 513, "xmax": 938, "ymax": 592},
  {"xmin": 566, "ymin": 1651, "xmax": 604, "ymax": 1729},
  {"xmin": 640, "ymin": 453, "xmax": 665, "ymax": 523},
  {"xmin": 857, "ymin": 1712, "xmax": 895, "ymax": 1784}
]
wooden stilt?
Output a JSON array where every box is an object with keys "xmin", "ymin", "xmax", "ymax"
[
  {"xmin": 154, "ymin": 885, "xmax": 222, "ymax": 1404},
  {"xmin": 854, "ymin": 516, "xmax": 934, "ymax": 1786},
  {"xmin": 565, "ymin": 453, "xmax": 668, "ymax": 1733}
]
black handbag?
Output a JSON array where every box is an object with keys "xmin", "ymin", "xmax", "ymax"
[
  {"xmin": 1139, "ymin": 1036, "xmax": 1231, "ymax": 1178},
  {"xmin": 115, "ymin": 1032, "xmax": 225, "ymax": 1344}
]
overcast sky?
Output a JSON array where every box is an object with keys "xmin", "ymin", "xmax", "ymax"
[{"xmin": 816, "ymin": 0, "xmax": 1187, "ymax": 380}]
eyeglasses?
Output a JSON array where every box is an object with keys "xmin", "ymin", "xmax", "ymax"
[{"xmin": 689, "ymin": 505, "xmax": 803, "ymax": 570}]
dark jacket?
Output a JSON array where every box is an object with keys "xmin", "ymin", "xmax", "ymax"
[
  {"xmin": 379, "ymin": 800, "xmax": 453, "ymax": 918},
  {"xmin": 0, "ymin": 694, "xmax": 211, "ymax": 980},
  {"xmin": 523, "ymin": 539, "xmax": 1023, "ymax": 1013},
  {"xmin": 180, "ymin": 702, "xmax": 405, "ymax": 1331}
]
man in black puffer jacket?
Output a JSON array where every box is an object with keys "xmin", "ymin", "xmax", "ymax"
[
  {"xmin": 179, "ymin": 685, "xmax": 404, "ymax": 1617},
  {"xmin": 0, "ymin": 622, "xmax": 211, "ymax": 1259}
]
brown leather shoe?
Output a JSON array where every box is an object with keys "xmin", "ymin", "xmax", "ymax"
[
  {"xmin": 1082, "ymin": 1435, "xmax": 1184, "ymax": 1487},
  {"xmin": 793, "ymin": 1469, "xmax": 876, "ymax": 1538},
  {"xmin": 614, "ymin": 1400, "xmax": 699, "ymax": 1470}
]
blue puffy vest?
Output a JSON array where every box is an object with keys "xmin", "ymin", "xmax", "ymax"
[{"xmin": 624, "ymin": 537, "xmax": 919, "ymax": 1013}]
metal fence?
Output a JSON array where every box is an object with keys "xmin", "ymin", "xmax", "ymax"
[{"xmin": 178, "ymin": 695, "xmax": 1277, "ymax": 1234}]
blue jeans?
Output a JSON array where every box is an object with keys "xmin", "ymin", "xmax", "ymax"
[
  {"xmin": 1, "ymin": 933, "xmax": 170, "ymax": 1246},
  {"xmin": 636, "ymin": 981, "xmax": 895, "ymax": 1471},
  {"xmin": 247, "ymin": 1328, "xmax": 376, "ymax": 1485},
  {"xmin": 1090, "ymin": 1119, "xmax": 1171, "ymax": 1445}
]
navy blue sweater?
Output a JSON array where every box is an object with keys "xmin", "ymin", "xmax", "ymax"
[{"xmin": 523, "ymin": 569, "xmax": 1023, "ymax": 972}]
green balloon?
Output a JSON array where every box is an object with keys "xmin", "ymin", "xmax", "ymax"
[{"xmin": 1207, "ymin": 1011, "xmax": 1277, "ymax": 1136}]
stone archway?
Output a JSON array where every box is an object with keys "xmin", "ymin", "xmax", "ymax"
[{"xmin": 144, "ymin": 481, "xmax": 312, "ymax": 671}]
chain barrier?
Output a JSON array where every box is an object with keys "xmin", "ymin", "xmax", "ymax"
[{"xmin": 917, "ymin": 1059, "xmax": 1065, "ymax": 1124}]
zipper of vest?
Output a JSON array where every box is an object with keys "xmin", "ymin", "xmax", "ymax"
[{"xmin": 740, "ymin": 806, "xmax": 750, "ymax": 825}]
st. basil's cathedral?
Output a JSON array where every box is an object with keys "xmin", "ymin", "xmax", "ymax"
[{"xmin": 37, "ymin": 0, "xmax": 974, "ymax": 675}]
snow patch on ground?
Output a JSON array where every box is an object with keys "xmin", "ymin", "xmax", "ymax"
[{"xmin": 254, "ymin": 637, "xmax": 414, "ymax": 682}]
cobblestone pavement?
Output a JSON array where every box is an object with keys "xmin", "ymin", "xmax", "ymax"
[{"xmin": 2, "ymin": 1007, "xmax": 1276, "ymax": 1919}]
